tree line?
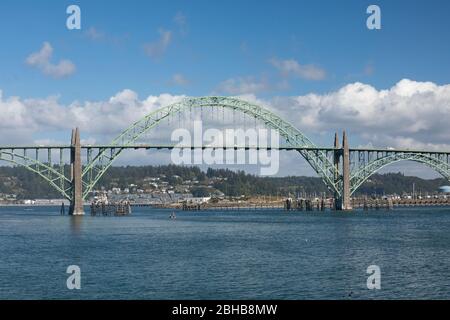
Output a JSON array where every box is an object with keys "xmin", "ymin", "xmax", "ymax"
[{"xmin": 0, "ymin": 165, "xmax": 446, "ymax": 199}]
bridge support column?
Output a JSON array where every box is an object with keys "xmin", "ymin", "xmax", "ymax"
[
  {"xmin": 69, "ymin": 128, "xmax": 84, "ymax": 216},
  {"xmin": 335, "ymin": 131, "xmax": 352, "ymax": 211},
  {"xmin": 341, "ymin": 131, "xmax": 352, "ymax": 210},
  {"xmin": 333, "ymin": 132, "xmax": 340, "ymax": 209}
]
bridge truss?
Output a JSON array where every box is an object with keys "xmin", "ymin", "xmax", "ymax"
[
  {"xmin": 0, "ymin": 97, "xmax": 449, "ymax": 211},
  {"xmin": 80, "ymin": 96, "xmax": 339, "ymax": 199}
]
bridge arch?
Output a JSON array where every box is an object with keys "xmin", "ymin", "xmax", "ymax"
[
  {"xmin": 350, "ymin": 153, "xmax": 450, "ymax": 195},
  {"xmin": 0, "ymin": 150, "xmax": 71, "ymax": 200},
  {"xmin": 82, "ymin": 96, "xmax": 338, "ymax": 198}
]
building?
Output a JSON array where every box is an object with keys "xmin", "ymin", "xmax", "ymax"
[{"xmin": 184, "ymin": 196, "xmax": 211, "ymax": 204}]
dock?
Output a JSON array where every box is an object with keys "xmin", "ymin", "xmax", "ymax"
[
  {"xmin": 175, "ymin": 196, "xmax": 450, "ymax": 212},
  {"xmin": 90, "ymin": 200, "xmax": 132, "ymax": 216}
]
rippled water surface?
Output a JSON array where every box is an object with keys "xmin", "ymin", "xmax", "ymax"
[{"xmin": 0, "ymin": 206, "xmax": 449, "ymax": 299}]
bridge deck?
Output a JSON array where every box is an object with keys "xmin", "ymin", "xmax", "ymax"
[{"xmin": 0, "ymin": 144, "xmax": 449, "ymax": 155}]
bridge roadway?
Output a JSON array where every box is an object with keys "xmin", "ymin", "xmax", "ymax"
[
  {"xmin": 1, "ymin": 140, "xmax": 450, "ymax": 215},
  {"xmin": 1, "ymin": 144, "xmax": 450, "ymax": 155}
]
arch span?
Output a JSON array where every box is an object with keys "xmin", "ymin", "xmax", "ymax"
[
  {"xmin": 82, "ymin": 96, "xmax": 338, "ymax": 198},
  {"xmin": 0, "ymin": 150, "xmax": 71, "ymax": 199},
  {"xmin": 350, "ymin": 152, "xmax": 450, "ymax": 195}
]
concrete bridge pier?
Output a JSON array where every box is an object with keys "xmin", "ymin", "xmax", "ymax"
[
  {"xmin": 333, "ymin": 132, "xmax": 340, "ymax": 209},
  {"xmin": 69, "ymin": 128, "xmax": 84, "ymax": 216},
  {"xmin": 334, "ymin": 131, "xmax": 352, "ymax": 211}
]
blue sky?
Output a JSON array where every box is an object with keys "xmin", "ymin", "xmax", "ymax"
[
  {"xmin": 0, "ymin": 0, "xmax": 450, "ymax": 177},
  {"xmin": 1, "ymin": 0, "xmax": 449, "ymax": 102}
]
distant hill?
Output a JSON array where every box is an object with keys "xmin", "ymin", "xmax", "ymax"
[{"xmin": 0, "ymin": 165, "xmax": 447, "ymax": 199}]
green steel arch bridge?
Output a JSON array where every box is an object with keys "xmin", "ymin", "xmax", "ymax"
[{"xmin": 1, "ymin": 96, "xmax": 449, "ymax": 214}]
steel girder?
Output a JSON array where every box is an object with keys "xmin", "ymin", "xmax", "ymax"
[
  {"xmin": 82, "ymin": 96, "xmax": 339, "ymax": 199},
  {"xmin": 0, "ymin": 150, "xmax": 71, "ymax": 199},
  {"xmin": 350, "ymin": 152, "xmax": 450, "ymax": 195}
]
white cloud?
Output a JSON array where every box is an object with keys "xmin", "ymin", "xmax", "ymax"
[
  {"xmin": 85, "ymin": 27, "xmax": 105, "ymax": 41},
  {"xmin": 0, "ymin": 89, "xmax": 185, "ymax": 144},
  {"xmin": 216, "ymin": 76, "xmax": 270, "ymax": 94},
  {"xmin": 170, "ymin": 74, "xmax": 189, "ymax": 86},
  {"xmin": 144, "ymin": 28, "xmax": 172, "ymax": 60},
  {"xmin": 269, "ymin": 79, "xmax": 450, "ymax": 150},
  {"xmin": 269, "ymin": 58, "xmax": 326, "ymax": 81},
  {"xmin": 173, "ymin": 11, "xmax": 188, "ymax": 35},
  {"xmin": 1, "ymin": 79, "xmax": 450, "ymax": 154},
  {"xmin": 83, "ymin": 26, "xmax": 129, "ymax": 47},
  {"xmin": 25, "ymin": 42, "xmax": 76, "ymax": 78}
]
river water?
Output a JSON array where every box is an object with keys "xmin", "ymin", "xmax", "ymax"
[{"xmin": 0, "ymin": 206, "xmax": 449, "ymax": 299}]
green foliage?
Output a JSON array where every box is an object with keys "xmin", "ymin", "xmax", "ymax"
[
  {"xmin": 0, "ymin": 165, "xmax": 446, "ymax": 199},
  {"xmin": 191, "ymin": 186, "xmax": 212, "ymax": 197},
  {"xmin": 356, "ymin": 172, "xmax": 445, "ymax": 195}
]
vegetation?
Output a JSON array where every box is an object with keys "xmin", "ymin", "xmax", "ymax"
[{"xmin": 0, "ymin": 165, "xmax": 447, "ymax": 199}]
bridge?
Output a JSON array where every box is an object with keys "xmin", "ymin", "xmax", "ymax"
[{"xmin": 1, "ymin": 96, "xmax": 449, "ymax": 214}]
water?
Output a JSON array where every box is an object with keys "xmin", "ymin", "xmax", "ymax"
[{"xmin": 0, "ymin": 206, "xmax": 449, "ymax": 299}]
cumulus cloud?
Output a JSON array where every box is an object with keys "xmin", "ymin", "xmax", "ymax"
[
  {"xmin": 0, "ymin": 89, "xmax": 185, "ymax": 144},
  {"xmin": 269, "ymin": 58, "xmax": 326, "ymax": 81},
  {"xmin": 1, "ymin": 79, "xmax": 450, "ymax": 153},
  {"xmin": 269, "ymin": 79, "xmax": 450, "ymax": 150},
  {"xmin": 25, "ymin": 42, "xmax": 76, "ymax": 78},
  {"xmin": 216, "ymin": 76, "xmax": 270, "ymax": 94},
  {"xmin": 144, "ymin": 28, "xmax": 172, "ymax": 60}
]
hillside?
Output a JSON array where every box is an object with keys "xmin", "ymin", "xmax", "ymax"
[{"xmin": 0, "ymin": 165, "xmax": 447, "ymax": 199}]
